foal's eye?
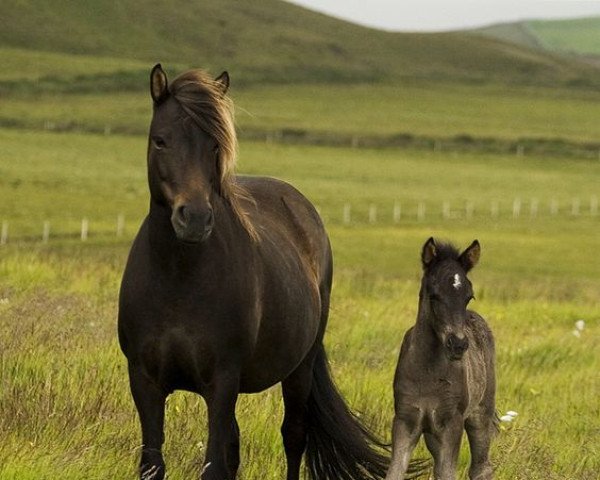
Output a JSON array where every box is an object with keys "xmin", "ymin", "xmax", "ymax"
[{"xmin": 152, "ymin": 136, "xmax": 167, "ymax": 149}]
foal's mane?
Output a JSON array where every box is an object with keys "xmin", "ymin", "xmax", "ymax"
[
  {"xmin": 432, "ymin": 242, "xmax": 460, "ymax": 262},
  {"xmin": 169, "ymin": 69, "xmax": 258, "ymax": 241}
]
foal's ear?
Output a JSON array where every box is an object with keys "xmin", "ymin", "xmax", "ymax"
[
  {"xmin": 214, "ymin": 71, "xmax": 230, "ymax": 95},
  {"xmin": 421, "ymin": 237, "xmax": 438, "ymax": 268},
  {"xmin": 150, "ymin": 63, "xmax": 169, "ymax": 104},
  {"xmin": 459, "ymin": 240, "xmax": 481, "ymax": 272}
]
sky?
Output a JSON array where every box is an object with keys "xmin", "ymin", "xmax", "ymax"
[{"xmin": 286, "ymin": 0, "xmax": 600, "ymax": 31}]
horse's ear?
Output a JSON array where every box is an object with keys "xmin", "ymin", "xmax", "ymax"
[
  {"xmin": 421, "ymin": 237, "xmax": 437, "ymax": 268},
  {"xmin": 150, "ymin": 63, "xmax": 169, "ymax": 104},
  {"xmin": 459, "ymin": 240, "xmax": 480, "ymax": 272},
  {"xmin": 214, "ymin": 71, "xmax": 230, "ymax": 95}
]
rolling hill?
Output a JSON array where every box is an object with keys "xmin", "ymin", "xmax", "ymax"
[
  {"xmin": 477, "ymin": 17, "xmax": 600, "ymax": 59},
  {"xmin": 1, "ymin": 0, "xmax": 599, "ymax": 89}
]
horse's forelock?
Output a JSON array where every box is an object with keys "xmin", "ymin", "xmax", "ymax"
[{"xmin": 169, "ymin": 70, "xmax": 258, "ymax": 242}]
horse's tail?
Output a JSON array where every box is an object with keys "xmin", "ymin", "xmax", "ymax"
[{"xmin": 305, "ymin": 345, "xmax": 428, "ymax": 480}]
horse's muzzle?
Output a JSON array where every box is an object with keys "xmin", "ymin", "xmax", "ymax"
[
  {"xmin": 171, "ymin": 204, "xmax": 214, "ymax": 243},
  {"xmin": 445, "ymin": 333, "xmax": 469, "ymax": 360}
]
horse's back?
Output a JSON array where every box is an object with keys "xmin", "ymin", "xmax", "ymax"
[
  {"xmin": 466, "ymin": 310, "xmax": 496, "ymax": 415},
  {"xmin": 237, "ymin": 175, "xmax": 332, "ymax": 284},
  {"xmin": 467, "ymin": 310, "xmax": 495, "ymax": 358}
]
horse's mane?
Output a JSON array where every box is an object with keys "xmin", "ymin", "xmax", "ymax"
[
  {"xmin": 423, "ymin": 240, "xmax": 461, "ymax": 270},
  {"xmin": 432, "ymin": 241, "xmax": 461, "ymax": 262},
  {"xmin": 169, "ymin": 69, "xmax": 258, "ymax": 241}
]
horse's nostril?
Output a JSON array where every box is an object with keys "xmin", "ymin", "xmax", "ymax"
[{"xmin": 174, "ymin": 205, "xmax": 190, "ymax": 226}]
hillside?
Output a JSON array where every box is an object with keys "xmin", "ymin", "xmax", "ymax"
[
  {"xmin": 1, "ymin": 0, "xmax": 599, "ymax": 89},
  {"xmin": 478, "ymin": 17, "xmax": 600, "ymax": 57}
]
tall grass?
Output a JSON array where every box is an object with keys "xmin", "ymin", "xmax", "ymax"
[
  {"xmin": 1, "ymin": 231, "xmax": 598, "ymax": 479},
  {"xmin": 1, "ymin": 130, "xmax": 599, "ymax": 478}
]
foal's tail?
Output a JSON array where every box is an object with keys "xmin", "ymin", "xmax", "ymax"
[{"xmin": 306, "ymin": 345, "xmax": 427, "ymax": 480}]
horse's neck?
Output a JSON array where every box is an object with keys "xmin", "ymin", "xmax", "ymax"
[{"xmin": 411, "ymin": 297, "xmax": 443, "ymax": 363}]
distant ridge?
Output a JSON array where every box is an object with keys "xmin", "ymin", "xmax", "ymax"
[
  {"xmin": 1, "ymin": 0, "xmax": 599, "ymax": 88},
  {"xmin": 477, "ymin": 17, "xmax": 600, "ymax": 57}
]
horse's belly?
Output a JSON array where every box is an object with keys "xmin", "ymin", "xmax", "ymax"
[{"xmin": 239, "ymin": 300, "xmax": 321, "ymax": 392}]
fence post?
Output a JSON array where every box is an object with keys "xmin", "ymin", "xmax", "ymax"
[
  {"xmin": 417, "ymin": 202, "xmax": 426, "ymax": 221},
  {"xmin": 442, "ymin": 201, "xmax": 450, "ymax": 219},
  {"xmin": 343, "ymin": 204, "xmax": 351, "ymax": 225},
  {"xmin": 81, "ymin": 218, "xmax": 89, "ymax": 241},
  {"xmin": 530, "ymin": 198, "xmax": 538, "ymax": 218},
  {"xmin": 465, "ymin": 201, "xmax": 474, "ymax": 220},
  {"xmin": 393, "ymin": 201, "xmax": 401, "ymax": 223},
  {"xmin": 591, "ymin": 196, "xmax": 598, "ymax": 216},
  {"xmin": 516, "ymin": 145, "xmax": 524, "ymax": 157},
  {"xmin": 550, "ymin": 199, "xmax": 559, "ymax": 216},
  {"xmin": 491, "ymin": 200, "xmax": 499, "ymax": 218},
  {"xmin": 42, "ymin": 221, "xmax": 50, "ymax": 244},
  {"xmin": 368, "ymin": 204, "xmax": 377, "ymax": 224},
  {"xmin": 0, "ymin": 221, "xmax": 7, "ymax": 245},
  {"xmin": 571, "ymin": 198, "xmax": 580, "ymax": 216},
  {"xmin": 512, "ymin": 198, "xmax": 521, "ymax": 218},
  {"xmin": 117, "ymin": 214, "xmax": 125, "ymax": 237}
]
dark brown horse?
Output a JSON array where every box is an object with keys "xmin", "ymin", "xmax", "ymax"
[
  {"xmin": 118, "ymin": 64, "xmax": 394, "ymax": 480},
  {"xmin": 386, "ymin": 238, "xmax": 497, "ymax": 480}
]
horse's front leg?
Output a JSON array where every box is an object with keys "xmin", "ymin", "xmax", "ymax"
[
  {"xmin": 129, "ymin": 364, "xmax": 167, "ymax": 480},
  {"xmin": 203, "ymin": 374, "xmax": 241, "ymax": 480},
  {"xmin": 424, "ymin": 416, "xmax": 464, "ymax": 480},
  {"xmin": 385, "ymin": 405, "xmax": 423, "ymax": 480},
  {"xmin": 465, "ymin": 410, "xmax": 496, "ymax": 480}
]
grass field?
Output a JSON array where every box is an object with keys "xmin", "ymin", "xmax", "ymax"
[
  {"xmin": 1, "ymin": 127, "xmax": 599, "ymax": 479},
  {"xmin": 1, "ymin": 2, "xmax": 600, "ymax": 477},
  {"xmin": 3, "ymin": 80, "xmax": 600, "ymax": 150}
]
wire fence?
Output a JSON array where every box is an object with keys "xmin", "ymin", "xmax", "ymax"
[{"xmin": 1, "ymin": 196, "xmax": 598, "ymax": 246}]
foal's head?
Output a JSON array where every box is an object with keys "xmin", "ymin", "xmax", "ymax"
[
  {"xmin": 147, "ymin": 64, "xmax": 242, "ymax": 243},
  {"xmin": 419, "ymin": 237, "xmax": 481, "ymax": 361}
]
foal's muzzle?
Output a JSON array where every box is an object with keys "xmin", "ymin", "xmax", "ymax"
[
  {"xmin": 171, "ymin": 203, "xmax": 214, "ymax": 243},
  {"xmin": 445, "ymin": 334, "xmax": 469, "ymax": 360}
]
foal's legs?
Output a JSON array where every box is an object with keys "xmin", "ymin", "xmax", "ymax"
[
  {"xmin": 281, "ymin": 352, "xmax": 316, "ymax": 480},
  {"xmin": 203, "ymin": 375, "xmax": 240, "ymax": 480},
  {"xmin": 385, "ymin": 408, "xmax": 422, "ymax": 480},
  {"xmin": 465, "ymin": 412, "xmax": 495, "ymax": 480},
  {"xmin": 129, "ymin": 365, "xmax": 167, "ymax": 480},
  {"xmin": 424, "ymin": 416, "xmax": 464, "ymax": 480}
]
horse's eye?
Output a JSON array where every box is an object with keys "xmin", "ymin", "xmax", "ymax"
[
  {"xmin": 430, "ymin": 293, "xmax": 441, "ymax": 302},
  {"xmin": 152, "ymin": 136, "xmax": 167, "ymax": 149}
]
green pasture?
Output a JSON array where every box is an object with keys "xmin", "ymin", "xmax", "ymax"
[
  {"xmin": 1, "ymin": 127, "xmax": 599, "ymax": 479},
  {"xmin": 3, "ymin": 82, "xmax": 600, "ymax": 146},
  {"xmin": 2, "ymin": 129, "xmax": 600, "ymax": 237},
  {"xmin": 528, "ymin": 17, "xmax": 600, "ymax": 56},
  {"xmin": 1, "ymin": 1, "xmax": 600, "ymax": 477}
]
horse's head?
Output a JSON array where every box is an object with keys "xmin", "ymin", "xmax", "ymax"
[
  {"xmin": 147, "ymin": 64, "xmax": 234, "ymax": 244},
  {"xmin": 419, "ymin": 237, "xmax": 480, "ymax": 361}
]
